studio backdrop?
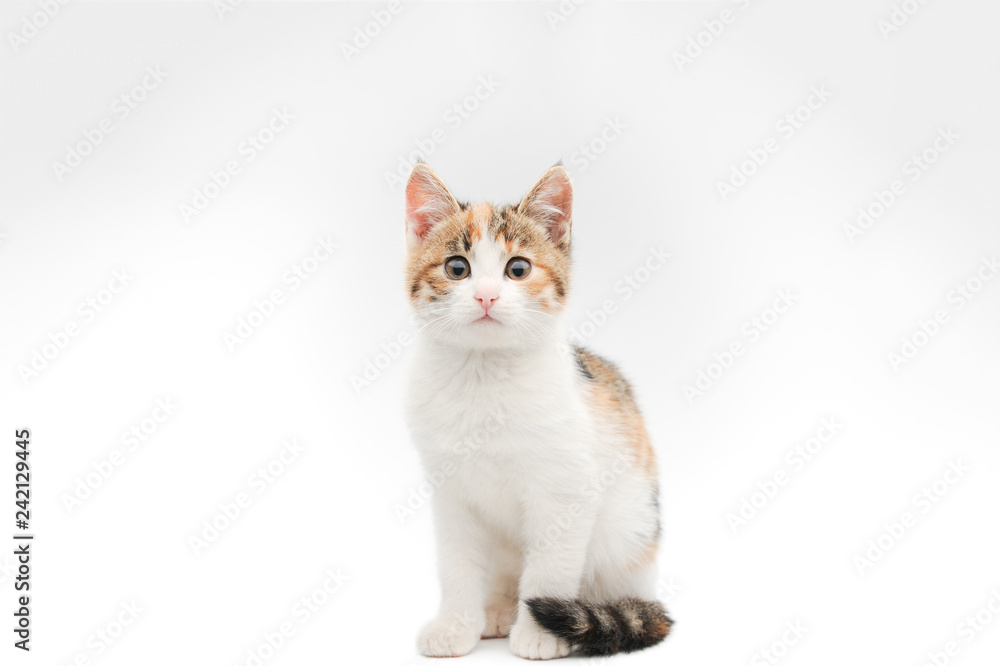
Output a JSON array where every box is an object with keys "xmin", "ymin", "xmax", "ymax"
[{"xmin": 1, "ymin": 1, "xmax": 999, "ymax": 665}]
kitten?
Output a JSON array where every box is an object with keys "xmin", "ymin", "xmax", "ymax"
[{"xmin": 403, "ymin": 163, "xmax": 672, "ymax": 659}]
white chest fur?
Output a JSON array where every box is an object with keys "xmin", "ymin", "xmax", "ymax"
[{"xmin": 405, "ymin": 337, "xmax": 602, "ymax": 536}]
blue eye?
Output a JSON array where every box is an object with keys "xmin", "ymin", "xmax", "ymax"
[
  {"xmin": 444, "ymin": 256, "xmax": 470, "ymax": 280},
  {"xmin": 506, "ymin": 257, "xmax": 531, "ymax": 280}
]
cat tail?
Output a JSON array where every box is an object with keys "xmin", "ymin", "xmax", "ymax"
[{"xmin": 526, "ymin": 596, "xmax": 673, "ymax": 656}]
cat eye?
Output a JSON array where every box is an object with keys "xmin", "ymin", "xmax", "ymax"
[
  {"xmin": 505, "ymin": 257, "xmax": 531, "ymax": 280},
  {"xmin": 444, "ymin": 256, "xmax": 471, "ymax": 280}
]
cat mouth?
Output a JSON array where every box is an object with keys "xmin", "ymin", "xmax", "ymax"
[{"xmin": 473, "ymin": 314, "xmax": 500, "ymax": 324}]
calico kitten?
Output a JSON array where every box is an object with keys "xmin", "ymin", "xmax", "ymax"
[{"xmin": 403, "ymin": 163, "xmax": 671, "ymax": 659}]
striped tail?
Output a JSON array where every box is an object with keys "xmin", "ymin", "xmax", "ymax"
[{"xmin": 526, "ymin": 597, "xmax": 673, "ymax": 656}]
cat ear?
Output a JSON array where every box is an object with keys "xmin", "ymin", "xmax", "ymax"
[
  {"xmin": 405, "ymin": 163, "xmax": 460, "ymax": 247},
  {"xmin": 518, "ymin": 165, "xmax": 573, "ymax": 249}
]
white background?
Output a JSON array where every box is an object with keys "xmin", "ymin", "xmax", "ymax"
[{"xmin": 1, "ymin": 1, "xmax": 999, "ymax": 665}]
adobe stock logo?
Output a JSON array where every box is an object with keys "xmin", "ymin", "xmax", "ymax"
[
  {"xmin": 189, "ymin": 438, "xmax": 305, "ymax": 556},
  {"xmin": 384, "ymin": 76, "xmax": 501, "ymax": 191},
  {"xmin": 179, "ymin": 107, "xmax": 295, "ymax": 224},
  {"xmin": 877, "ymin": 0, "xmax": 932, "ymax": 39},
  {"xmin": 568, "ymin": 118, "xmax": 628, "ymax": 173},
  {"xmin": 213, "ymin": 0, "xmax": 243, "ymax": 20},
  {"xmin": 672, "ymin": 0, "xmax": 754, "ymax": 73},
  {"xmin": 852, "ymin": 460, "xmax": 970, "ymax": 575},
  {"xmin": 340, "ymin": 0, "xmax": 407, "ymax": 63},
  {"xmin": 918, "ymin": 589, "xmax": 1000, "ymax": 666},
  {"xmin": 7, "ymin": 0, "xmax": 71, "ymax": 53},
  {"xmin": 232, "ymin": 567, "xmax": 349, "ymax": 666},
  {"xmin": 17, "ymin": 270, "xmax": 134, "ymax": 385},
  {"xmin": 683, "ymin": 289, "xmax": 797, "ymax": 403},
  {"xmin": 751, "ymin": 620, "xmax": 808, "ymax": 666},
  {"xmin": 716, "ymin": 85, "xmax": 832, "ymax": 202},
  {"xmin": 843, "ymin": 127, "xmax": 958, "ymax": 244},
  {"xmin": 726, "ymin": 418, "xmax": 843, "ymax": 534},
  {"xmin": 223, "ymin": 235, "xmax": 338, "ymax": 352},
  {"xmin": 52, "ymin": 67, "xmax": 168, "ymax": 182},
  {"xmin": 350, "ymin": 324, "xmax": 414, "ymax": 396},
  {"xmin": 567, "ymin": 245, "xmax": 669, "ymax": 347},
  {"xmin": 62, "ymin": 398, "xmax": 178, "ymax": 514},
  {"xmin": 55, "ymin": 601, "xmax": 144, "ymax": 664},
  {"xmin": 887, "ymin": 255, "xmax": 997, "ymax": 371},
  {"xmin": 545, "ymin": 0, "xmax": 586, "ymax": 31}
]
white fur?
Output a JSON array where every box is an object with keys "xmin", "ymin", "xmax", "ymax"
[{"xmin": 406, "ymin": 251, "xmax": 660, "ymax": 659}]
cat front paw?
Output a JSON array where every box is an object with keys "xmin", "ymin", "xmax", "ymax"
[
  {"xmin": 418, "ymin": 613, "xmax": 482, "ymax": 658},
  {"xmin": 509, "ymin": 619, "xmax": 572, "ymax": 660}
]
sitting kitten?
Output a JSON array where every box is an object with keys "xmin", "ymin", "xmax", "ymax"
[{"xmin": 403, "ymin": 163, "xmax": 672, "ymax": 659}]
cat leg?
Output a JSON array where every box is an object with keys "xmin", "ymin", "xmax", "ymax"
[
  {"xmin": 482, "ymin": 543, "xmax": 521, "ymax": 639},
  {"xmin": 418, "ymin": 491, "xmax": 491, "ymax": 657},
  {"xmin": 509, "ymin": 491, "xmax": 597, "ymax": 660}
]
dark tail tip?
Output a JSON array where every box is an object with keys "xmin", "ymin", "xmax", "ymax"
[{"xmin": 527, "ymin": 596, "xmax": 673, "ymax": 656}]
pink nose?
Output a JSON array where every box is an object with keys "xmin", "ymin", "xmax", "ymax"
[{"xmin": 475, "ymin": 290, "xmax": 498, "ymax": 313}]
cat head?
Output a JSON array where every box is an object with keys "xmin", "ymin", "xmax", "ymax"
[{"xmin": 404, "ymin": 163, "xmax": 573, "ymax": 350}]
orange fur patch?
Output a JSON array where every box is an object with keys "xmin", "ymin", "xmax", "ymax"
[{"xmin": 574, "ymin": 347, "xmax": 657, "ymax": 475}]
